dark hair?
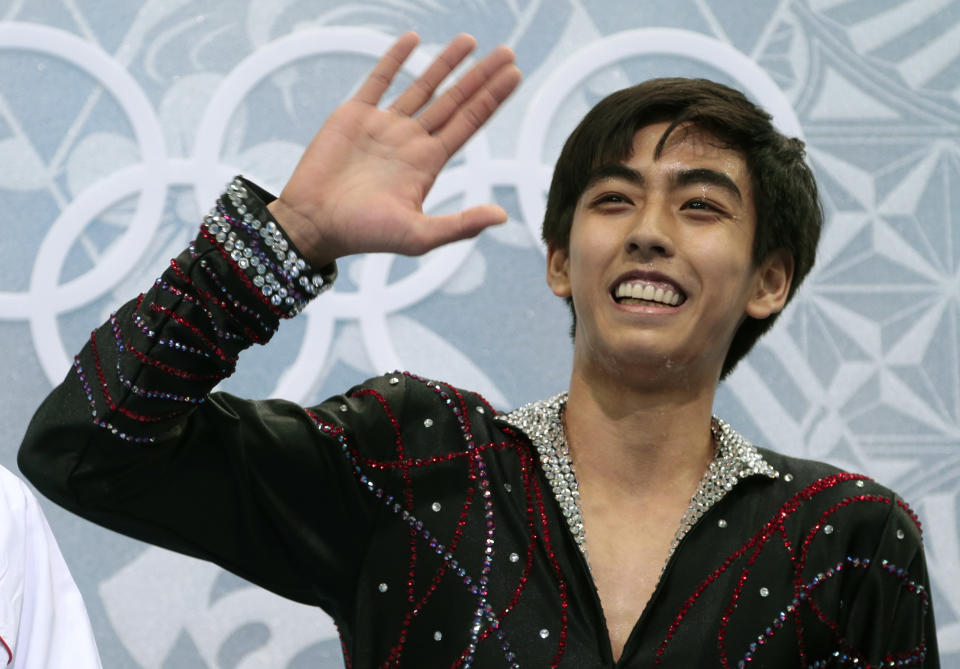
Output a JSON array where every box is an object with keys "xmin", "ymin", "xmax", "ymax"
[{"xmin": 541, "ymin": 78, "xmax": 822, "ymax": 379}]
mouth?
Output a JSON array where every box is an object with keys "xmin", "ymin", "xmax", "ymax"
[{"xmin": 612, "ymin": 277, "xmax": 686, "ymax": 307}]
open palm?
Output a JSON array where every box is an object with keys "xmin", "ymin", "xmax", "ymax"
[{"xmin": 268, "ymin": 33, "xmax": 522, "ymax": 268}]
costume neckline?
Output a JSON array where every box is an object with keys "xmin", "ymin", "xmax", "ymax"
[{"xmin": 497, "ymin": 392, "xmax": 779, "ymax": 563}]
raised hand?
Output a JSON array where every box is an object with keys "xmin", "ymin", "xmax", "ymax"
[{"xmin": 267, "ymin": 32, "xmax": 522, "ymax": 268}]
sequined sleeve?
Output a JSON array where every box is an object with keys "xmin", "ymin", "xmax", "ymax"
[
  {"xmin": 69, "ymin": 176, "xmax": 334, "ymax": 445},
  {"xmin": 16, "ymin": 178, "xmax": 387, "ymax": 612}
]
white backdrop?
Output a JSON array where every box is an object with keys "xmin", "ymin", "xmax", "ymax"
[{"xmin": 0, "ymin": 0, "xmax": 957, "ymax": 666}]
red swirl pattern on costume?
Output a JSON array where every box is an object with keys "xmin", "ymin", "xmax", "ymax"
[
  {"xmin": 72, "ymin": 178, "xmax": 328, "ymax": 443},
  {"xmin": 654, "ymin": 473, "xmax": 929, "ymax": 668},
  {"xmin": 305, "ymin": 373, "xmax": 572, "ymax": 669}
]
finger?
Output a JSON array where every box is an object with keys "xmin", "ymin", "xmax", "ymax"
[
  {"xmin": 433, "ymin": 63, "xmax": 522, "ymax": 156},
  {"xmin": 417, "ymin": 45, "xmax": 516, "ymax": 134},
  {"xmin": 389, "ymin": 34, "xmax": 477, "ymax": 116},
  {"xmin": 409, "ymin": 205, "xmax": 508, "ymax": 255},
  {"xmin": 354, "ymin": 31, "xmax": 420, "ymax": 106}
]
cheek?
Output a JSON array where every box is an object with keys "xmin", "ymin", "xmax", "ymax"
[
  {"xmin": 564, "ymin": 256, "xmax": 608, "ymax": 326},
  {"xmin": 570, "ymin": 220, "xmax": 622, "ymax": 267},
  {"xmin": 692, "ymin": 231, "xmax": 753, "ymax": 277}
]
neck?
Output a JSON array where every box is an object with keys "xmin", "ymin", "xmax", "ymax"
[{"xmin": 563, "ymin": 361, "xmax": 719, "ymax": 496}]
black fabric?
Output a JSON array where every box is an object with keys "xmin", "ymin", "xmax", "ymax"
[{"xmin": 19, "ymin": 181, "xmax": 938, "ymax": 667}]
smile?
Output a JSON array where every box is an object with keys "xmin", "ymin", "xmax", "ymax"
[{"xmin": 613, "ymin": 279, "xmax": 685, "ymax": 306}]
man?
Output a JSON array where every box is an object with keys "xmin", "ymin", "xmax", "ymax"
[{"xmin": 19, "ymin": 32, "xmax": 937, "ymax": 666}]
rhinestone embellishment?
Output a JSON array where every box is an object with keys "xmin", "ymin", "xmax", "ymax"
[
  {"xmin": 499, "ymin": 395, "xmax": 586, "ymax": 555},
  {"xmin": 378, "ymin": 583, "xmax": 388, "ymax": 593},
  {"xmin": 717, "ymin": 519, "xmax": 728, "ymax": 528},
  {"xmin": 823, "ymin": 524, "xmax": 834, "ymax": 535},
  {"xmin": 499, "ymin": 393, "xmax": 778, "ymax": 564},
  {"xmin": 759, "ymin": 586, "xmax": 770, "ymax": 597},
  {"xmin": 209, "ymin": 178, "xmax": 334, "ymax": 312}
]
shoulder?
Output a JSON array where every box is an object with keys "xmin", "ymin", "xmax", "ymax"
[
  {"xmin": 343, "ymin": 371, "xmax": 498, "ymax": 424},
  {"xmin": 0, "ymin": 464, "xmax": 30, "ymax": 513},
  {"xmin": 751, "ymin": 448, "xmax": 924, "ymax": 550},
  {"xmin": 311, "ymin": 372, "xmax": 506, "ymax": 459},
  {"xmin": 758, "ymin": 447, "xmax": 910, "ymax": 504},
  {"xmin": 0, "ymin": 465, "xmax": 37, "ymax": 548}
]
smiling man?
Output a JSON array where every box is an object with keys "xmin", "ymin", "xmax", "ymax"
[
  {"xmin": 544, "ymin": 119, "xmax": 794, "ymax": 657},
  {"xmin": 19, "ymin": 34, "xmax": 937, "ymax": 667}
]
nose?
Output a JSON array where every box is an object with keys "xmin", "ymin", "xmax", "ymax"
[{"xmin": 624, "ymin": 197, "xmax": 675, "ymax": 259}]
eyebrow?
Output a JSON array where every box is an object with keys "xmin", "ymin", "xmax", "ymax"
[
  {"xmin": 672, "ymin": 167, "xmax": 742, "ymax": 204},
  {"xmin": 583, "ymin": 164, "xmax": 742, "ymax": 204},
  {"xmin": 583, "ymin": 164, "xmax": 645, "ymax": 191}
]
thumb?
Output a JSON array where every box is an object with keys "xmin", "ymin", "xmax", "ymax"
[{"xmin": 420, "ymin": 204, "xmax": 508, "ymax": 250}]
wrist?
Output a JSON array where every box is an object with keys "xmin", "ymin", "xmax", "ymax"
[
  {"xmin": 203, "ymin": 177, "xmax": 337, "ymax": 317},
  {"xmin": 266, "ymin": 197, "xmax": 341, "ymax": 269}
]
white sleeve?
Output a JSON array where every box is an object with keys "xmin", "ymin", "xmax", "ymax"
[{"xmin": 0, "ymin": 466, "xmax": 102, "ymax": 668}]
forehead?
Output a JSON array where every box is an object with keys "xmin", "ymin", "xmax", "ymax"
[
  {"xmin": 627, "ymin": 121, "xmax": 748, "ymax": 174},
  {"xmin": 576, "ymin": 121, "xmax": 755, "ymax": 213}
]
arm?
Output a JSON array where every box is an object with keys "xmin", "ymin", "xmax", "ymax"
[
  {"xmin": 843, "ymin": 498, "xmax": 939, "ymax": 667},
  {"xmin": 18, "ymin": 33, "xmax": 520, "ymax": 612}
]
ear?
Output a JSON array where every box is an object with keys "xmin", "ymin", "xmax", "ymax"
[
  {"xmin": 745, "ymin": 249, "xmax": 794, "ymax": 320},
  {"xmin": 546, "ymin": 243, "xmax": 572, "ymax": 298}
]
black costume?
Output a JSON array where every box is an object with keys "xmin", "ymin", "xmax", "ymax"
[{"xmin": 19, "ymin": 178, "xmax": 938, "ymax": 667}]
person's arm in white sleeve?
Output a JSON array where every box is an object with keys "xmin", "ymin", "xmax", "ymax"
[{"xmin": 0, "ymin": 465, "xmax": 101, "ymax": 669}]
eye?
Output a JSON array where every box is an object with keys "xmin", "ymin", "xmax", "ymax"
[
  {"xmin": 682, "ymin": 198, "xmax": 725, "ymax": 214},
  {"xmin": 591, "ymin": 192, "xmax": 632, "ymax": 207}
]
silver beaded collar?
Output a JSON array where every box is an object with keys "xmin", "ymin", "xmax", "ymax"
[{"xmin": 498, "ymin": 392, "xmax": 779, "ymax": 564}]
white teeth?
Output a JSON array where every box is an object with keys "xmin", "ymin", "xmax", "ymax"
[{"xmin": 615, "ymin": 280, "xmax": 683, "ymax": 306}]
